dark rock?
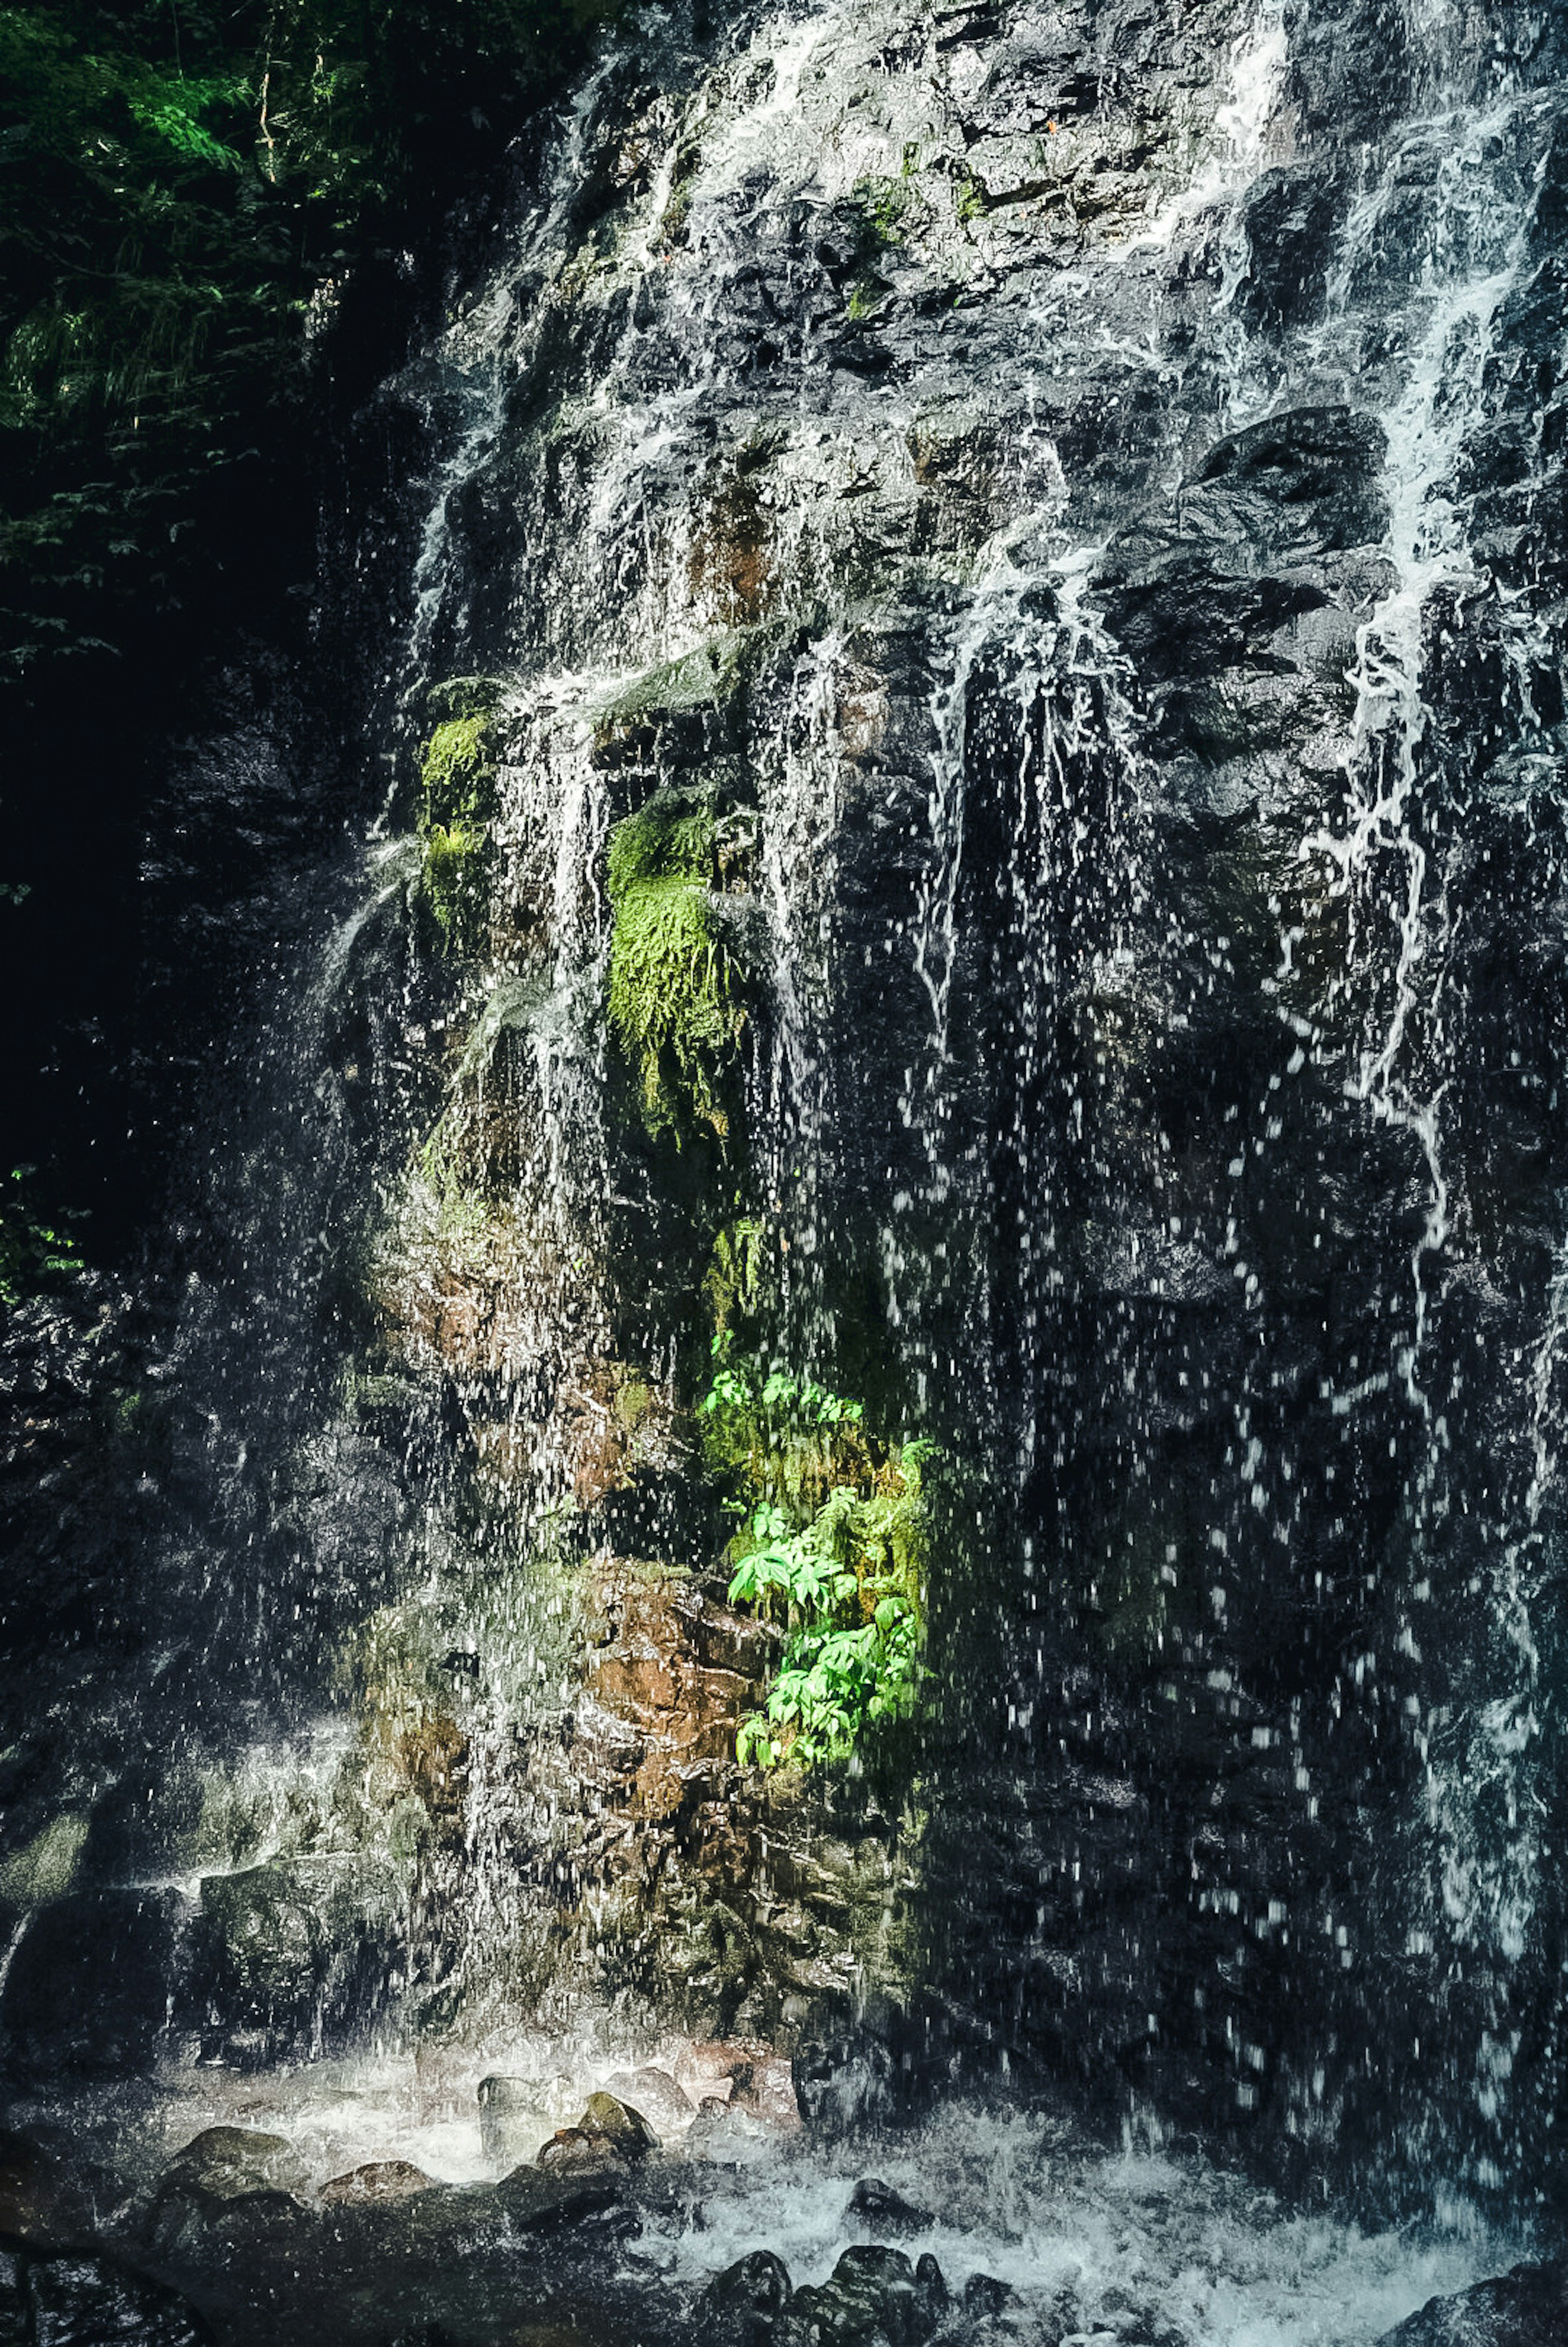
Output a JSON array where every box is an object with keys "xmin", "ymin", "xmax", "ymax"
[
  {"xmin": 576, "ymin": 2091, "xmax": 659, "ymax": 2158},
  {"xmin": 1372, "ymin": 2263, "xmax": 1568, "ymax": 2347},
  {"xmin": 697, "ymin": 2249, "xmax": 793, "ymax": 2343},
  {"xmin": 962, "ymin": 2274, "xmax": 1016, "ymax": 2318},
  {"xmin": 0, "ymin": 2135, "xmax": 94, "ymax": 2250},
  {"xmin": 154, "ymin": 2127, "xmax": 306, "ymax": 2203},
  {"xmin": 845, "ymin": 2178, "xmax": 934, "ymax": 2238},
  {"xmin": 495, "ymin": 2161, "xmax": 631, "ymax": 2233},
  {"xmin": 536, "ymin": 2126, "xmax": 632, "ymax": 2178},
  {"xmin": 0, "ymin": 2245, "xmax": 212, "ymax": 2344},
  {"xmin": 0, "ymin": 1890, "xmax": 191, "ymax": 2073},
  {"xmin": 777, "ymin": 2244, "xmax": 947, "ymax": 2346}
]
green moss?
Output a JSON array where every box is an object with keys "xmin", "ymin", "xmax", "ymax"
[
  {"xmin": 606, "ymin": 791, "xmax": 746, "ymax": 1142},
  {"xmin": 421, "ymin": 714, "xmax": 496, "ymax": 830},
  {"xmin": 704, "ymin": 1217, "xmax": 767, "ymax": 1340},
  {"xmin": 599, "ymin": 631, "xmax": 751, "ymax": 730},
  {"xmin": 0, "ymin": 1163, "xmax": 84, "ymax": 1306},
  {"xmin": 415, "ymin": 700, "xmax": 500, "ymax": 957}
]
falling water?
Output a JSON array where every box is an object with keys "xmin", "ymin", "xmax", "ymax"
[{"xmin": 4, "ymin": 0, "xmax": 1568, "ymax": 2335}]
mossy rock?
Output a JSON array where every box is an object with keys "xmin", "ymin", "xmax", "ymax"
[{"xmin": 606, "ymin": 788, "xmax": 747, "ymax": 1142}]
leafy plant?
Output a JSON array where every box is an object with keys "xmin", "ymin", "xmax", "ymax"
[
  {"xmin": 0, "ymin": 1164, "xmax": 85, "ymax": 1307},
  {"xmin": 702, "ymin": 1347, "xmax": 932, "ymax": 1771}
]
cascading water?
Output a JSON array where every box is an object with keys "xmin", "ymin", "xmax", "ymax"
[{"xmin": 4, "ymin": 0, "xmax": 1568, "ymax": 2339}]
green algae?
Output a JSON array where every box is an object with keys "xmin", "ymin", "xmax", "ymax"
[{"xmin": 606, "ymin": 790, "xmax": 746, "ymax": 1142}]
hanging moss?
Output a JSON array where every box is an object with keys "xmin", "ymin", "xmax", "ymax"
[
  {"xmin": 416, "ymin": 701, "xmax": 500, "ymax": 957},
  {"xmin": 606, "ymin": 790, "xmax": 746, "ymax": 1141}
]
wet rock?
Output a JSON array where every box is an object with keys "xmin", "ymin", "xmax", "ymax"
[
  {"xmin": 0, "ymin": 1890, "xmax": 191, "ymax": 2073},
  {"xmin": 673, "ymin": 2041, "xmax": 754, "ymax": 2105},
  {"xmin": 318, "ymin": 2160, "xmax": 434, "ymax": 2206},
  {"xmin": 845, "ymin": 2178, "xmax": 934, "ymax": 2238},
  {"xmin": 962, "ymin": 2274, "xmax": 1016, "ymax": 2318},
  {"xmin": 194, "ymin": 1854, "xmax": 405, "ymax": 2065},
  {"xmin": 154, "ymin": 2126, "xmax": 307, "ymax": 2203},
  {"xmin": 141, "ymin": 2129, "xmax": 312, "ymax": 2260},
  {"xmin": 731, "ymin": 2052, "xmax": 801, "ymax": 2133},
  {"xmin": 0, "ymin": 2244, "xmax": 213, "ymax": 2343},
  {"xmin": 1371, "ymin": 2262, "xmax": 1568, "ymax": 2347},
  {"xmin": 535, "ymin": 2127, "xmax": 632, "ymax": 2179},
  {"xmin": 601, "ymin": 2066, "xmax": 696, "ymax": 2139},
  {"xmin": 697, "ymin": 2249, "xmax": 793, "ymax": 2344},
  {"xmin": 477, "ymin": 2071, "xmax": 563, "ymax": 2166},
  {"xmin": 0, "ymin": 2133, "xmax": 95, "ymax": 2249},
  {"xmin": 793, "ymin": 2039, "xmax": 896, "ymax": 2133},
  {"xmin": 577, "ymin": 2091, "xmax": 659, "ymax": 2158},
  {"xmin": 777, "ymin": 2244, "xmax": 947, "ymax": 2347},
  {"xmin": 494, "ymin": 2161, "xmax": 635, "ymax": 2238}
]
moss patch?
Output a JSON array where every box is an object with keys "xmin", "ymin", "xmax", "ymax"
[
  {"xmin": 606, "ymin": 789, "xmax": 746, "ymax": 1141},
  {"xmin": 416, "ymin": 699, "xmax": 501, "ymax": 957}
]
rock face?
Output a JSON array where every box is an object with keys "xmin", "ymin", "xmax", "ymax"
[{"xmin": 2, "ymin": 0, "xmax": 1568, "ymax": 2234}]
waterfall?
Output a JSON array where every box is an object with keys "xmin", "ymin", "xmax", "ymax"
[{"xmin": 4, "ymin": 0, "xmax": 1568, "ymax": 2335}]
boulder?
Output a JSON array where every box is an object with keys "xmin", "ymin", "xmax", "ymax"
[
  {"xmin": 845, "ymin": 2178, "xmax": 933, "ymax": 2239},
  {"xmin": 141, "ymin": 2129, "xmax": 311, "ymax": 2260},
  {"xmin": 477, "ymin": 2071, "xmax": 563, "ymax": 2167},
  {"xmin": 601, "ymin": 2066, "xmax": 696, "ymax": 2139},
  {"xmin": 776, "ymin": 2245, "xmax": 947, "ymax": 2347},
  {"xmin": 318, "ymin": 2161, "xmax": 434, "ymax": 2206},
  {"xmin": 154, "ymin": 2127, "xmax": 307, "ymax": 2203},
  {"xmin": 1372, "ymin": 2264, "xmax": 1568, "ymax": 2347},
  {"xmin": 535, "ymin": 2127, "xmax": 631, "ymax": 2179},
  {"xmin": 697, "ymin": 2249, "xmax": 793, "ymax": 2343},
  {"xmin": 494, "ymin": 2161, "xmax": 634, "ymax": 2237},
  {"xmin": 576, "ymin": 2091, "xmax": 659, "ymax": 2159}
]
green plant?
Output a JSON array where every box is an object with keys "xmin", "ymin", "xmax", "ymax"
[
  {"xmin": 0, "ymin": 1164, "xmax": 84, "ymax": 1307},
  {"xmin": 701, "ymin": 1347, "xmax": 931, "ymax": 1770},
  {"xmin": 606, "ymin": 791, "xmax": 746, "ymax": 1141}
]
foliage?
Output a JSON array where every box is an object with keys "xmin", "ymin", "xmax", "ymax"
[
  {"xmin": 415, "ymin": 702, "xmax": 499, "ymax": 954},
  {"xmin": 700, "ymin": 1345, "xmax": 931, "ymax": 1770},
  {"xmin": 606, "ymin": 792, "xmax": 746, "ymax": 1142},
  {"xmin": 0, "ymin": 1163, "xmax": 84, "ymax": 1307},
  {"xmin": 0, "ymin": 0, "xmax": 612, "ymax": 694}
]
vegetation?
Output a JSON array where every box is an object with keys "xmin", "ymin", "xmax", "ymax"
[
  {"xmin": 0, "ymin": 1164, "xmax": 85, "ymax": 1309},
  {"xmin": 699, "ymin": 1345, "xmax": 929, "ymax": 1771},
  {"xmin": 417, "ymin": 696, "xmax": 500, "ymax": 954},
  {"xmin": 606, "ymin": 789, "xmax": 746, "ymax": 1141},
  {"xmin": 0, "ymin": 2, "xmax": 610, "ymax": 685}
]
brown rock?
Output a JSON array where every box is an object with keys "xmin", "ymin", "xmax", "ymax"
[
  {"xmin": 672, "ymin": 2040, "xmax": 754, "ymax": 2104},
  {"xmin": 536, "ymin": 2127, "xmax": 630, "ymax": 2177},
  {"xmin": 318, "ymin": 2160, "xmax": 435, "ymax": 2206},
  {"xmin": 732, "ymin": 2051, "xmax": 801, "ymax": 2133}
]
